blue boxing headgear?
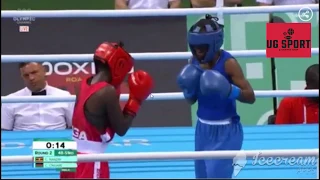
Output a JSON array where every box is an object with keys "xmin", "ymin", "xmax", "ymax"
[{"xmin": 188, "ymin": 15, "xmax": 224, "ymax": 63}]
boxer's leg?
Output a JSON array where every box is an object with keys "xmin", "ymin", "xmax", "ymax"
[
  {"xmin": 99, "ymin": 162, "xmax": 110, "ymax": 179},
  {"xmin": 194, "ymin": 160, "xmax": 207, "ymax": 178},
  {"xmin": 75, "ymin": 162, "xmax": 94, "ymax": 178},
  {"xmin": 60, "ymin": 171, "xmax": 76, "ymax": 179},
  {"xmin": 75, "ymin": 161, "xmax": 106, "ymax": 179},
  {"xmin": 204, "ymin": 121, "xmax": 244, "ymax": 178},
  {"xmin": 194, "ymin": 120, "xmax": 208, "ymax": 178}
]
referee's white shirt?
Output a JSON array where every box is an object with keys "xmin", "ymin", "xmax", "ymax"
[
  {"xmin": 256, "ymin": 0, "xmax": 315, "ymax": 5},
  {"xmin": 1, "ymin": 85, "xmax": 74, "ymax": 131}
]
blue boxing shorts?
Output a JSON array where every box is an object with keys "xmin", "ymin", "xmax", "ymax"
[{"xmin": 194, "ymin": 117, "xmax": 243, "ymax": 178}]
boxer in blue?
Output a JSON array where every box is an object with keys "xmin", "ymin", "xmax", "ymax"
[{"xmin": 177, "ymin": 15, "xmax": 256, "ymax": 178}]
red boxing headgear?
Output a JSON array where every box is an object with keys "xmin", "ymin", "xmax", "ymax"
[{"xmin": 94, "ymin": 42, "xmax": 134, "ymax": 87}]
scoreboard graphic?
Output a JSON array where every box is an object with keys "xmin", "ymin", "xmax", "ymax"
[{"xmin": 32, "ymin": 139, "xmax": 77, "ymax": 172}]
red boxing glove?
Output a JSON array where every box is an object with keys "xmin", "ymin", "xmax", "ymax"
[{"xmin": 124, "ymin": 70, "xmax": 154, "ymax": 116}]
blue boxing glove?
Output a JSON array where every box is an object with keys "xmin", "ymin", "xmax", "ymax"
[
  {"xmin": 177, "ymin": 64, "xmax": 203, "ymax": 100},
  {"xmin": 200, "ymin": 70, "xmax": 241, "ymax": 100}
]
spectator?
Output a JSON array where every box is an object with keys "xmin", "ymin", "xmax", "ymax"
[
  {"xmin": 115, "ymin": 0, "xmax": 181, "ymax": 9},
  {"xmin": 1, "ymin": 62, "xmax": 74, "ymax": 131},
  {"xmin": 257, "ymin": 0, "xmax": 317, "ymax": 6},
  {"xmin": 190, "ymin": 0, "xmax": 242, "ymax": 8},
  {"xmin": 275, "ymin": 64, "xmax": 319, "ymax": 124}
]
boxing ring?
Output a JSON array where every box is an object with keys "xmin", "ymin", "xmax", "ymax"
[{"xmin": 1, "ymin": 4, "xmax": 319, "ymax": 179}]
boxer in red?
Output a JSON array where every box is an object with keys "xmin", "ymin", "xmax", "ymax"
[{"xmin": 60, "ymin": 42, "xmax": 153, "ymax": 179}]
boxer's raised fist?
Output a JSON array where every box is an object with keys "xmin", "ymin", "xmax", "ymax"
[
  {"xmin": 200, "ymin": 70, "xmax": 241, "ymax": 100},
  {"xmin": 124, "ymin": 70, "xmax": 154, "ymax": 116},
  {"xmin": 177, "ymin": 64, "xmax": 203, "ymax": 99},
  {"xmin": 128, "ymin": 70, "xmax": 153, "ymax": 101}
]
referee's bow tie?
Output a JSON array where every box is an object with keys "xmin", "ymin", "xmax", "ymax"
[{"xmin": 32, "ymin": 90, "xmax": 47, "ymax": 96}]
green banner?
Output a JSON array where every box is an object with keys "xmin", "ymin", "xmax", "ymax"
[{"xmin": 187, "ymin": 12, "xmax": 319, "ymax": 126}]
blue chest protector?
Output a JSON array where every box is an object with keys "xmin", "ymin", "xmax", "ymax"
[{"xmin": 191, "ymin": 50, "xmax": 239, "ymax": 121}]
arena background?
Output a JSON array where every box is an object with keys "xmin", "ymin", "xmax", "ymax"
[{"xmin": 1, "ymin": 0, "xmax": 319, "ymax": 127}]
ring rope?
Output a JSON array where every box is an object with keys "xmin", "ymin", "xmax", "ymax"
[
  {"xmin": 1, "ymin": 49, "xmax": 319, "ymax": 63},
  {"xmin": 1, "ymin": 149, "xmax": 318, "ymax": 163},
  {"xmin": 1, "ymin": 90, "xmax": 319, "ymax": 103},
  {"xmin": 1, "ymin": 4, "xmax": 319, "ymax": 18}
]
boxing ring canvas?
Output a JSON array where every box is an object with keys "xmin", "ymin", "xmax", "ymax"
[{"xmin": 1, "ymin": 124, "xmax": 318, "ymax": 178}]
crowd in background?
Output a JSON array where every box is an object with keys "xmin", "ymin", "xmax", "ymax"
[
  {"xmin": 114, "ymin": 0, "xmax": 318, "ymax": 9},
  {"xmin": 1, "ymin": 0, "xmax": 319, "ymax": 131}
]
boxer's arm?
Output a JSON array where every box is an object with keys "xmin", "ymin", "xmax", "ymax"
[
  {"xmin": 186, "ymin": 58, "xmax": 197, "ymax": 105},
  {"xmin": 184, "ymin": 96, "xmax": 197, "ymax": 105},
  {"xmin": 225, "ymin": 58, "xmax": 256, "ymax": 104},
  {"xmin": 103, "ymin": 86, "xmax": 134, "ymax": 136},
  {"xmin": 180, "ymin": 59, "xmax": 198, "ymax": 105}
]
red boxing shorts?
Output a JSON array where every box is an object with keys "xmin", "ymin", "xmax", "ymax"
[
  {"xmin": 60, "ymin": 171, "xmax": 75, "ymax": 179},
  {"xmin": 60, "ymin": 153, "xmax": 110, "ymax": 179}
]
